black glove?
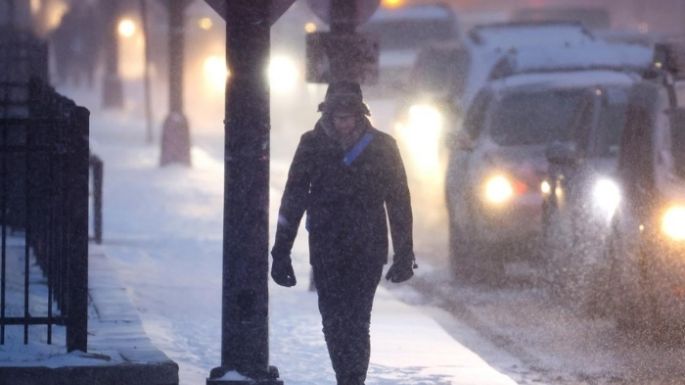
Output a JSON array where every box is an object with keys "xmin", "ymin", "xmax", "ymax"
[
  {"xmin": 271, "ymin": 254, "xmax": 296, "ymax": 287},
  {"xmin": 385, "ymin": 256, "xmax": 416, "ymax": 283}
]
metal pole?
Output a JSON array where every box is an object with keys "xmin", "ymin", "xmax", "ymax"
[
  {"xmin": 207, "ymin": 1, "xmax": 281, "ymax": 383},
  {"xmin": 91, "ymin": 155, "xmax": 103, "ymax": 244},
  {"xmin": 159, "ymin": 0, "xmax": 191, "ymax": 166},
  {"xmin": 328, "ymin": 0, "xmax": 358, "ymax": 82},
  {"xmin": 140, "ymin": 0, "xmax": 154, "ymax": 144},
  {"xmin": 101, "ymin": 0, "xmax": 124, "ymax": 109},
  {"xmin": 66, "ymin": 106, "xmax": 89, "ymax": 352}
]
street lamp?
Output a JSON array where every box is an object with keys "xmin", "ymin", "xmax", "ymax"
[{"xmin": 159, "ymin": 0, "xmax": 192, "ymax": 166}]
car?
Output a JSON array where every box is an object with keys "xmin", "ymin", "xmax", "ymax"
[
  {"xmin": 511, "ymin": 6, "xmax": 611, "ymax": 31},
  {"xmin": 456, "ymin": 21, "xmax": 595, "ymax": 109},
  {"xmin": 603, "ymin": 55, "xmax": 685, "ymax": 336},
  {"xmin": 540, "ymin": 74, "xmax": 643, "ymax": 307},
  {"xmin": 537, "ymin": 42, "xmax": 655, "ymax": 308},
  {"xmin": 392, "ymin": 22, "xmax": 596, "ymax": 179},
  {"xmin": 445, "ymin": 70, "xmax": 603, "ymax": 282},
  {"xmin": 358, "ymin": 2, "xmax": 460, "ymax": 99},
  {"xmin": 443, "ymin": 39, "xmax": 654, "ymax": 283}
]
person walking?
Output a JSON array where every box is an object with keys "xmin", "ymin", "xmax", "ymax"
[{"xmin": 271, "ymin": 81, "xmax": 416, "ymax": 385}]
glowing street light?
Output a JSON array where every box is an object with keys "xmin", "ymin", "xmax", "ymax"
[
  {"xmin": 198, "ymin": 17, "xmax": 213, "ymax": 30},
  {"xmin": 304, "ymin": 22, "xmax": 317, "ymax": 33},
  {"xmin": 382, "ymin": 0, "xmax": 404, "ymax": 8},
  {"xmin": 118, "ymin": 18, "xmax": 136, "ymax": 38}
]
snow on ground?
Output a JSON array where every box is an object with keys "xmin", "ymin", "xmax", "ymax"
[{"xmin": 84, "ymin": 95, "xmax": 521, "ymax": 384}]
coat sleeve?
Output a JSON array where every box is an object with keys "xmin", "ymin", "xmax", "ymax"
[
  {"xmin": 271, "ymin": 135, "xmax": 311, "ymax": 259},
  {"xmin": 384, "ymin": 138, "xmax": 415, "ymax": 264}
]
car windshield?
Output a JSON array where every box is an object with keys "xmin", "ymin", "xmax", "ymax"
[
  {"xmin": 489, "ymin": 89, "xmax": 589, "ymax": 146},
  {"xmin": 593, "ymin": 87, "xmax": 630, "ymax": 157},
  {"xmin": 412, "ymin": 47, "xmax": 469, "ymax": 96}
]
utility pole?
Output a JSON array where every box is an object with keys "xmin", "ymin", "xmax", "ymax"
[
  {"xmin": 101, "ymin": 0, "xmax": 124, "ymax": 109},
  {"xmin": 159, "ymin": 0, "xmax": 192, "ymax": 166}
]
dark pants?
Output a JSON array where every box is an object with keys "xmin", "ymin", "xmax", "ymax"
[{"xmin": 312, "ymin": 259, "xmax": 384, "ymax": 385}]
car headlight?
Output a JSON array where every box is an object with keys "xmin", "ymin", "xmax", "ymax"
[
  {"xmin": 268, "ymin": 55, "xmax": 299, "ymax": 95},
  {"xmin": 592, "ymin": 178, "xmax": 621, "ymax": 219},
  {"xmin": 540, "ymin": 180, "xmax": 551, "ymax": 195},
  {"xmin": 484, "ymin": 175, "xmax": 514, "ymax": 205},
  {"xmin": 662, "ymin": 205, "xmax": 685, "ymax": 241},
  {"xmin": 395, "ymin": 103, "xmax": 444, "ymax": 176},
  {"xmin": 407, "ymin": 104, "xmax": 444, "ymax": 134}
]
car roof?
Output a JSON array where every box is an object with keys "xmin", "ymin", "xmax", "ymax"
[
  {"xmin": 490, "ymin": 40, "xmax": 654, "ymax": 80},
  {"xmin": 368, "ymin": 3, "xmax": 456, "ymax": 22},
  {"xmin": 468, "ymin": 21, "xmax": 594, "ymax": 49},
  {"xmin": 488, "ymin": 69, "xmax": 641, "ymax": 94}
]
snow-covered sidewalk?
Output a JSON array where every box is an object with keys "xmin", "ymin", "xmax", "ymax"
[{"xmin": 89, "ymin": 111, "xmax": 521, "ymax": 385}]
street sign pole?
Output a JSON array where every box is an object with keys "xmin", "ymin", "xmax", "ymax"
[
  {"xmin": 205, "ymin": 1, "xmax": 288, "ymax": 383},
  {"xmin": 329, "ymin": 0, "xmax": 358, "ymax": 81}
]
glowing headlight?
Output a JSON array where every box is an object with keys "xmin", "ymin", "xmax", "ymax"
[
  {"xmin": 407, "ymin": 104, "xmax": 443, "ymax": 133},
  {"xmin": 395, "ymin": 104, "xmax": 444, "ymax": 176},
  {"xmin": 662, "ymin": 206, "xmax": 685, "ymax": 241},
  {"xmin": 484, "ymin": 175, "xmax": 514, "ymax": 205},
  {"xmin": 541, "ymin": 180, "xmax": 551, "ymax": 195},
  {"xmin": 268, "ymin": 55, "xmax": 299, "ymax": 95},
  {"xmin": 592, "ymin": 178, "xmax": 621, "ymax": 219}
]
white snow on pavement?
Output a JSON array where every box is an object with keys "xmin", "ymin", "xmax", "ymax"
[{"xmin": 87, "ymin": 109, "xmax": 520, "ymax": 385}]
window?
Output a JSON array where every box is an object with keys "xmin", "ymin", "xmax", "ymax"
[
  {"xmin": 360, "ymin": 19, "xmax": 455, "ymax": 51},
  {"xmin": 411, "ymin": 46, "xmax": 470, "ymax": 97},
  {"xmin": 489, "ymin": 89, "xmax": 591, "ymax": 146},
  {"xmin": 463, "ymin": 90, "xmax": 491, "ymax": 140},
  {"xmin": 593, "ymin": 87, "xmax": 630, "ymax": 158}
]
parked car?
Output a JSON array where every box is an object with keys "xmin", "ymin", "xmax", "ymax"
[{"xmin": 604, "ymin": 68, "xmax": 685, "ymax": 337}]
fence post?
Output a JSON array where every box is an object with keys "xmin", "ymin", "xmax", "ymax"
[
  {"xmin": 66, "ymin": 106, "xmax": 89, "ymax": 352},
  {"xmin": 90, "ymin": 155, "xmax": 103, "ymax": 244}
]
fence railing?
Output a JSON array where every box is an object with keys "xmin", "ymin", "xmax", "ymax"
[{"xmin": 0, "ymin": 78, "xmax": 90, "ymax": 352}]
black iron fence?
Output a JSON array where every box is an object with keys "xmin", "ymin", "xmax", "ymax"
[{"xmin": 0, "ymin": 78, "xmax": 90, "ymax": 352}]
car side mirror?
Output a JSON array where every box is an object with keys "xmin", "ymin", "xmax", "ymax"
[{"xmin": 546, "ymin": 142, "xmax": 578, "ymax": 166}]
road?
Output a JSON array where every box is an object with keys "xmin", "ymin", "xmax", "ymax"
[{"xmin": 367, "ymin": 97, "xmax": 685, "ymax": 385}]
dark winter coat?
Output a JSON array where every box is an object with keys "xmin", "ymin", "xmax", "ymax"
[{"xmin": 272, "ymin": 118, "xmax": 414, "ymax": 267}]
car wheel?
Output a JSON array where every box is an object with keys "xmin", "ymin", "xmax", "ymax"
[
  {"xmin": 606, "ymin": 224, "xmax": 651, "ymax": 332},
  {"xmin": 540, "ymin": 208, "xmax": 569, "ymax": 298},
  {"xmin": 640, "ymin": 248, "xmax": 685, "ymax": 343}
]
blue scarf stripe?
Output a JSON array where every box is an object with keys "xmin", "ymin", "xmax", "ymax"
[{"xmin": 343, "ymin": 132, "xmax": 374, "ymax": 166}]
